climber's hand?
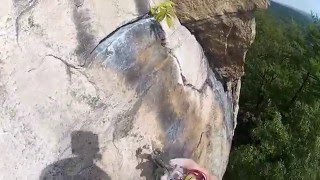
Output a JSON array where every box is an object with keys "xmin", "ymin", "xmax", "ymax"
[{"xmin": 161, "ymin": 158, "xmax": 218, "ymax": 180}]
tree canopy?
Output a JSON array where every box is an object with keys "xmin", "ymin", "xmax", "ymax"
[{"xmin": 225, "ymin": 9, "xmax": 320, "ymax": 180}]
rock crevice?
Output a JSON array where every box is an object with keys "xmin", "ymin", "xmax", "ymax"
[{"xmin": 169, "ymin": 51, "xmax": 208, "ymax": 93}]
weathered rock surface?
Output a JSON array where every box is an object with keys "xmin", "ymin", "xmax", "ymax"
[
  {"xmin": 174, "ymin": 0, "xmax": 269, "ymax": 80},
  {"xmin": 173, "ymin": 0, "xmax": 268, "ymax": 130},
  {"xmin": 0, "ymin": 0, "xmax": 264, "ymax": 179}
]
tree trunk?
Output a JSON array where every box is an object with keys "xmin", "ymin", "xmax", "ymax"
[{"xmin": 287, "ymin": 72, "xmax": 311, "ymax": 109}]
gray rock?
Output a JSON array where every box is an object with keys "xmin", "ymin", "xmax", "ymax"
[
  {"xmin": 85, "ymin": 17, "xmax": 234, "ymax": 178},
  {"xmin": 0, "ymin": 0, "xmax": 262, "ymax": 179}
]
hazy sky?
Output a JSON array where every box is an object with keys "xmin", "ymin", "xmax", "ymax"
[{"xmin": 273, "ymin": 0, "xmax": 320, "ymax": 14}]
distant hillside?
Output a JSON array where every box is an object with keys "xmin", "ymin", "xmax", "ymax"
[{"xmin": 268, "ymin": 1, "xmax": 313, "ymax": 26}]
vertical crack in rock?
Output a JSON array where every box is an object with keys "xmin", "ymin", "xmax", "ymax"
[
  {"xmin": 196, "ymin": 131, "xmax": 205, "ymax": 149},
  {"xmin": 168, "ymin": 50, "xmax": 208, "ymax": 94},
  {"xmin": 224, "ymin": 25, "xmax": 234, "ymax": 56}
]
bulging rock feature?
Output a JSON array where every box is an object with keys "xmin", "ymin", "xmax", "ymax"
[
  {"xmin": 86, "ymin": 17, "xmax": 234, "ymax": 179},
  {"xmin": 174, "ymin": 0, "xmax": 269, "ymax": 80},
  {"xmin": 173, "ymin": 0, "xmax": 269, "ymax": 133}
]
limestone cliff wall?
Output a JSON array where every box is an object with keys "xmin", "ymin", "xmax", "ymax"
[
  {"xmin": 0, "ymin": 0, "xmax": 266, "ymax": 179},
  {"xmin": 174, "ymin": 0, "xmax": 268, "ymax": 131},
  {"xmin": 174, "ymin": 0, "xmax": 269, "ymax": 79}
]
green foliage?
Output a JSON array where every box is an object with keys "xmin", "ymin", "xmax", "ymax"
[
  {"xmin": 150, "ymin": 0, "xmax": 177, "ymax": 28},
  {"xmin": 225, "ymin": 9, "xmax": 320, "ymax": 180}
]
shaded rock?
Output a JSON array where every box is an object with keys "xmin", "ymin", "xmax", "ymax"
[
  {"xmin": 174, "ymin": 0, "xmax": 269, "ymax": 80},
  {"xmin": 173, "ymin": 0, "xmax": 269, "ymax": 133}
]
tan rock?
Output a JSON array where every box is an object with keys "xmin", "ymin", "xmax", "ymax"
[
  {"xmin": 174, "ymin": 0, "xmax": 269, "ymax": 79},
  {"xmin": 173, "ymin": 0, "xmax": 268, "ymax": 133},
  {"xmin": 174, "ymin": 0, "xmax": 268, "ymax": 21}
]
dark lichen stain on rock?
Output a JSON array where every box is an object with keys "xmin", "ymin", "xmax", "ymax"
[
  {"xmin": 72, "ymin": 1, "xmax": 95, "ymax": 65},
  {"xmin": 136, "ymin": 147, "xmax": 143, "ymax": 157},
  {"xmin": 74, "ymin": 0, "xmax": 84, "ymax": 7},
  {"xmin": 88, "ymin": 18, "xmax": 168, "ymax": 142},
  {"xmin": 113, "ymin": 97, "xmax": 143, "ymax": 141},
  {"xmin": 89, "ymin": 16, "xmax": 213, "ymax": 163},
  {"xmin": 134, "ymin": 0, "xmax": 150, "ymax": 15}
]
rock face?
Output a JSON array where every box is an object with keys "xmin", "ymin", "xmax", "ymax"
[
  {"xmin": 174, "ymin": 0, "xmax": 269, "ymax": 80},
  {"xmin": 173, "ymin": 0, "xmax": 268, "ymax": 131},
  {"xmin": 0, "ymin": 0, "xmax": 265, "ymax": 179}
]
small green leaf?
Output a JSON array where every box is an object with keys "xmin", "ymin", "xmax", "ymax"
[
  {"xmin": 150, "ymin": 7, "xmax": 157, "ymax": 16},
  {"xmin": 150, "ymin": 0, "xmax": 176, "ymax": 28},
  {"xmin": 156, "ymin": 13, "xmax": 165, "ymax": 22},
  {"xmin": 166, "ymin": 16, "xmax": 174, "ymax": 27}
]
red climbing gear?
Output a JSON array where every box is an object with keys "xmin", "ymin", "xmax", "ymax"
[{"xmin": 185, "ymin": 169, "xmax": 207, "ymax": 180}]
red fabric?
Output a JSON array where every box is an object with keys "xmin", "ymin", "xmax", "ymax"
[{"xmin": 187, "ymin": 169, "xmax": 207, "ymax": 180}]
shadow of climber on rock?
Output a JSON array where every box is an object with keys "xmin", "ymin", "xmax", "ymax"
[
  {"xmin": 40, "ymin": 131, "xmax": 110, "ymax": 180},
  {"xmin": 134, "ymin": 0, "xmax": 151, "ymax": 15}
]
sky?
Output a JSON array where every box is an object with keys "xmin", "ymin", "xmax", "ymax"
[{"xmin": 273, "ymin": 0, "xmax": 320, "ymax": 15}]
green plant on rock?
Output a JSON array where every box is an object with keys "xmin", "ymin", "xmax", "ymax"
[{"xmin": 150, "ymin": 0, "xmax": 177, "ymax": 28}]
